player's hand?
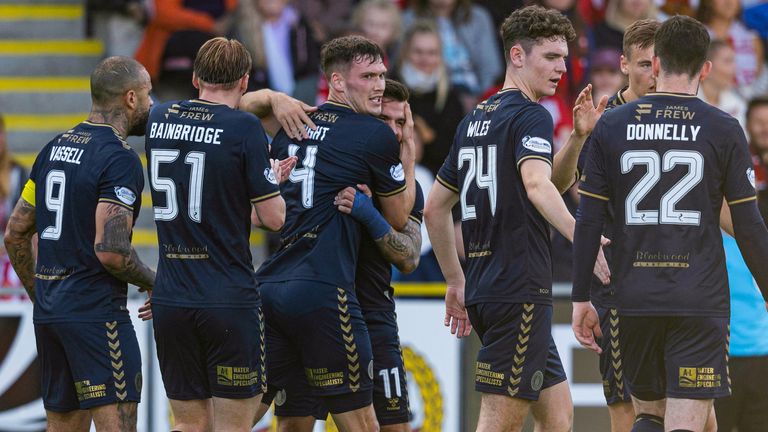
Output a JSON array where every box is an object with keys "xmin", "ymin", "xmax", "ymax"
[
  {"xmin": 356, "ymin": 184, "xmax": 372, "ymax": 198},
  {"xmin": 400, "ymin": 103, "xmax": 416, "ymax": 166},
  {"xmin": 593, "ymin": 236, "xmax": 611, "ymax": 285},
  {"xmin": 572, "ymin": 301, "xmax": 602, "ymax": 354},
  {"xmin": 573, "ymin": 84, "xmax": 608, "ymax": 137},
  {"xmin": 334, "ymin": 187, "xmax": 357, "ymax": 214},
  {"xmin": 271, "ymin": 156, "xmax": 297, "ymax": 184},
  {"xmin": 138, "ymin": 295, "xmax": 152, "ymax": 321},
  {"xmin": 272, "ymin": 93, "xmax": 317, "ymax": 140},
  {"xmin": 445, "ymin": 284, "xmax": 472, "ymax": 338}
]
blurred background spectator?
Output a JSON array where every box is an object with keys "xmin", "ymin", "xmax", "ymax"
[
  {"xmin": 699, "ymin": 39, "xmax": 747, "ymax": 128},
  {"xmin": 588, "ymin": 47, "xmax": 624, "ymax": 102},
  {"xmin": 86, "ymin": 0, "xmax": 147, "ymax": 57},
  {"xmin": 748, "ymin": 97, "xmax": 768, "ymax": 223},
  {"xmin": 234, "ymin": 0, "xmax": 321, "ymax": 104},
  {"xmin": 403, "ymin": 0, "xmax": 502, "ymax": 106},
  {"xmin": 697, "ymin": 0, "xmax": 767, "ymax": 96},
  {"xmin": 135, "ymin": 0, "xmax": 237, "ymax": 101},
  {"xmin": 351, "ymin": 0, "xmax": 403, "ymax": 64},
  {"xmin": 292, "ymin": 0, "xmax": 353, "ymax": 43},
  {"xmin": 392, "ymin": 21, "xmax": 466, "ymax": 176},
  {"xmin": 592, "ymin": 0, "xmax": 657, "ymax": 51},
  {"xmin": 0, "ymin": 114, "xmax": 29, "ymax": 294}
]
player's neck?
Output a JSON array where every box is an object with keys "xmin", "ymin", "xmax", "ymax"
[
  {"xmin": 326, "ymin": 90, "xmax": 352, "ymax": 109},
  {"xmin": 655, "ymin": 73, "xmax": 700, "ymax": 96},
  {"xmin": 197, "ymin": 89, "xmax": 240, "ymax": 109},
  {"xmin": 88, "ymin": 105, "xmax": 129, "ymax": 138},
  {"xmin": 622, "ymin": 86, "xmax": 640, "ymax": 103},
  {"xmin": 502, "ymin": 75, "xmax": 538, "ymax": 102}
]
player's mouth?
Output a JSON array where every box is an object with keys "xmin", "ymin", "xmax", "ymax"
[
  {"xmin": 370, "ymin": 96, "xmax": 382, "ymax": 105},
  {"xmin": 549, "ymin": 78, "xmax": 560, "ymax": 86}
]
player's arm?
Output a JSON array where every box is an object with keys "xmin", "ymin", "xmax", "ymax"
[
  {"xmin": 719, "ymin": 199, "xmax": 734, "ymax": 237},
  {"xmin": 368, "ymin": 124, "xmax": 414, "ymax": 231},
  {"xmin": 335, "ymin": 186, "xmax": 422, "ymax": 273},
  {"xmin": 251, "ymin": 195, "xmax": 286, "ymax": 232},
  {"xmin": 239, "ymin": 89, "xmax": 317, "ymax": 139},
  {"xmin": 551, "ymin": 84, "xmax": 608, "ymax": 193},
  {"xmin": 424, "ymin": 182, "xmax": 472, "ymax": 337},
  {"xmin": 4, "ymin": 196, "xmax": 37, "ymax": 300},
  {"xmin": 730, "ymin": 200, "xmax": 768, "ymax": 301},
  {"xmin": 94, "ymin": 203, "xmax": 155, "ymax": 291}
]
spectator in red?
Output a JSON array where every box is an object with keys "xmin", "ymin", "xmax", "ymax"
[{"xmin": 747, "ymin": 97, "xmax": 768, "ymax": 222}]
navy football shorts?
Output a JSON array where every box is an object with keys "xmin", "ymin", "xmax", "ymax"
[
  {"xmin": 620, "ymin": 315, "xmax": 731, "ymax": 401},
  {"xmin": 260, "ymin": 281, "xmax": 373, "ymax": 416},
  {"xmin": 466, "ymin": 302, "xmax": 567, "ymax": 400},
  {"xmin": 152, "ymin": 304, "xmax": 266, "ymax": 400},
  {"xmin": 596, "ymin": 306, "xmax": 632, "ymax": 405},
  {"xmin": 365, "ymin": 309, "xmax": 411, "ymax": 426},
  {"xmin": 35, "ymin": 320, "xmax": 142, "ymax": 412}
]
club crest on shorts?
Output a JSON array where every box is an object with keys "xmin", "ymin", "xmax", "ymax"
[
  {"xmin": 531, "ymin": 370, "xmax": 544, "ymax": 391},
  {"xmin": 275, "ymin": 389, "xmax": 287, "ymax": 406},
  {"xmin": 114, "ymin": 187, "xmax": 136, "ymax": 205}
]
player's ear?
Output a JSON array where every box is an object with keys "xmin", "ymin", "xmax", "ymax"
[
  {"xmin": 125, "ymin": 89, "xmax": 137, "ymax": 110},
  {"xmin": 620, "ymin": 54, "xmax": 629, "ymax": 76},
  {"xmin": 651, "ymin": 55, "xmax": 660, "ymax": 78},
  {"xmin": 192, "ymin": 73, "xmax": 200, "ymax": 90},
  {"xmin": 509, "ymin": 44, "xmax": 525, "ymax": 68},
  {"xmin": 239, "ymin": 74, "xmax": 249, "ymax": 95},
  {"xmin": 699, "ymin": 60, "xmax": 713, "ymax": 82},
  {"xmin": 330, "ymin": 71, "xmax": 344, "ymax": 93}
]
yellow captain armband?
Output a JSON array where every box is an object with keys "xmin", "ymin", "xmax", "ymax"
[{"xmin": 21, "ymin": 179, "xmax": 35, "ymax": 207}]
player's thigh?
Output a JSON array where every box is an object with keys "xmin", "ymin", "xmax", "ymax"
[
  {"xmin": 90, "ymin": 401, "xmax": 137, "ymax": 432},
  {"xmin": 607, "ymin": 402, "xmax": 635, "ymax": 432},
  {"xmin": 330, "ymin": 404, "xmax": 379, "ymax": 432},
  {"xmin": 664, "ymin": 316, "xmax": 730, "ymax": 400},
  {"xmin": 665, "ymin": 398, "xmax": 712, "ymax": 431},
  {"xmin": 34, "ymin": 323, "xmax": 80, "ymax": 413},
  {"xmin": 212, "ymin": 394, "xmax": 263, "ymax": 430},
  {"xmin": 49, "ymin": 321, "xmax": 141, "ymax": 412},
  {"xmin": 365, "ymin": 310, "xmax": 411, "ymax": 427},
  {"xmin": 467, "ymin": 302, "xmax": 554, "ymax": 401},
  {"xmin": 619, "ymin": 315, "xmax": 667, "ymax": 402},
  {"xmin": 45, "ymin": 409, "xmax": 90, "ymax": 432},
  {"xmin": 477, "ymin": 393, "xmax": 531, "ymax": 432},
  {"xmin": 531, "ymin": 380, "xmax": 572, "ymax": 432},
  {"xmin": 168, "ymin": 398, "xmax": 212, "ymax": 432},
  {"xmin": 152, "ymin": 304, "xmax": 210, "ymax": 400},
  {"xmin": 597, "ymin": 306, "xmax": 632, "ymax": 406}
]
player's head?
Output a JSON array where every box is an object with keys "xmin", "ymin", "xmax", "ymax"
[
  {"xmin": 500, "ymin": 5, "xmax": 576, "ymax": 100},
  {"xmin": 90, "ymin": 56, "xmax": 152, "ymax": 137},
  {"xmin": 321, "ymin": 35, "xmax": 386, "ymax": 116},
  {"xmin": 380, "ymin": 78, "xmax": 409, "ymax": 142},
  {"xmin": 653, "ymin": 15, "xmax": 711, "ymax": 83},
  {"xmin": 621, "ymin": 19, "xmax": 659, "ymax": 97},
  {"xmin": 747, "ymin": 96, "xmax": 768, "ymax": 159},
  {"xmin": 193, "ymin": 37, "xmax": 252, "ymax": 93}
]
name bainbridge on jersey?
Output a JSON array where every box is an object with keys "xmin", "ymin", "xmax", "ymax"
[{"xmin": 148, "ymin": 122, "xmax": 224, "ymax": 145}]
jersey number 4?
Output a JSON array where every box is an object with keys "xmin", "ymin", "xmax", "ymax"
[
  {"xmin": 288, "ymin": 144, "xmax": 318, "ymax": 208},
  {"xmin": 459, "ymin": 146, "xmax": 497, "ymax": 220},
  {"xmin": 621, "ymin": 149, "xmax": 703, "ymax": 226},
  {"xmin": 150, "ymin": 149, "xmax": 206, "ymax": 222}
]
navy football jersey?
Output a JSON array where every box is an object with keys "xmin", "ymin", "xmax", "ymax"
[
  {"xmin": 146, "ymin": 99, "xmax": 279, "ymax": 308},
  {"xmin": 579, "ymin": 93, "xmax": 756, "ymax": 316},
  {"xmin": 356, "ymin": 181, "xmax": 425, "ymax": 312},
  {"xmin": 437, "ymin": 89, "xmax": 555, "ymax": 306},
  {"xmin": 257, "ymin": 102, "xmax": 406, "ymax": 289},
  {"xmin": 26, "ymin": 121, "xmax": 143, "ymax": 323},
  {"xmin": 576, "ymin": 87, "xmax": 627, "ymax": 308}
]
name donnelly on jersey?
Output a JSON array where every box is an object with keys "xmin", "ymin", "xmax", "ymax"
[
  {"xmin": 149, "ymin": 122, "xmax": 223, "ymax": 144},
  {"xmin": 49, "ymin": 145, "xmax": 84, "ymax": 165},
  {"xmin": 627, "ymin": 124, "xmax": 701, "ymax": 141}
]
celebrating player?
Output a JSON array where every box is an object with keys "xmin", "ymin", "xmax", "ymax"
[
  {"xmin": 5, "ymin": 56, "xmax": 155, "ymax": 431},
  {"xmin": 425, "ymin": 6, "xmax": 609, "ymax": 432},
  {"xmin": 147, "ymin": 38, "xmax": 288, "ymax": 432},
  {"xmin": 572, "ymin": 15, "xmax": 768, "ymax": 432},
  {"xmin": 256, "ymin": 36, "xmax": 413, "ymax": 431}
]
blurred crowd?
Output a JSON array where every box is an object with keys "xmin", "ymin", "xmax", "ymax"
[{"xmin": 74, "ymin": 0, "xmax": 768, "ymax": 281}]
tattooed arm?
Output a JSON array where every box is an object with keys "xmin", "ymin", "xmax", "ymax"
[
  {"xmin": 373, "ymin": 220, "xmax": 422, "ymax": 274},
  {"xmin": 94, "ymin": 203, "xmax": 155, "ymax": 291},
  {"xmin": 4, "ymin": 199, "xmax": 37, "ymax": 300}
]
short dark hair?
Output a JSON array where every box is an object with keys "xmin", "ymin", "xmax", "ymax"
[
  {"xmin": 654, "ymin": 15, "xmax": 710, "ymax": 77},
  {"xmin": 623, "ymin": 19, "xmax": 660, "ymax": 59},
  {"xmin": 500, "ymin": 5, "xmax": 576, "ymax": 61},
  {"xmin": 320, "ymin": 35, "xmax": 383, "ymax": 79},
  {"xmin": 384, "ymin": 79, "xmax": 409, "ymax": 102},
  {"xmin": 194, "ymin": 37, "xmax": 252, "ymax": 89},
  {"xmin": 747, "ymin": 96, "xmax": 768, "ymax": 124},
  {"xmin": 90, "ymin": 56, "xmax": 147, "ymax": 106}
]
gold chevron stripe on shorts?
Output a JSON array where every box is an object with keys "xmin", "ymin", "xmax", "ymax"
[
  {"xmin": 508, "ymin": 303, "xmax": 534, "ymax": 397},
  {"xmin": 337, "ymin": 287, "xmax": 360, "ymax": 392},
  {"xmin": 106, "ymin": 321, "xmax": 127, "ymax": 401}
]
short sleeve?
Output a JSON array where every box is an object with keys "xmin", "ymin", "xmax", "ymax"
[
  {"xmin": 514, "ymin": 105, "xmax": 555, "ymax": 170},
  {"xmin": 436, "ymin": 128, "xmax": 461, "ymax": 194},
  {"xmin": 409, "ymin": 181, "xmax": 425, "ymax": 224},
  {"xmin": 724, "ymin": 123, "xmax": 757, "ymax": 206},
  {"xmin": 365, "ymin": 123, "xmax": 407, "ymax": 197},
  {"xmin": 99, "ymin": 148, "xmax": 144, "ymax": 211},
  {"xmin": 577, "ymin": 119, "xmax": 610, "ymax": 202},
  {"xmin": 21, "ymin": 150, "xmax": 45, "ymax": 206},
  {"xmin": 244, "ymin": 120, "xmax": 281, "ymax": 203}
]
